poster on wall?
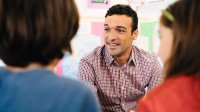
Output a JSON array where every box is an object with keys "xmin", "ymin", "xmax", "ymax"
[{"xmin": 88, "ymin": 0, "xmax": 110, "ymax": 8}]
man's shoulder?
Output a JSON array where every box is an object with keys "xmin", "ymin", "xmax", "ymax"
[
  {"xmin": 80, "ymin": 46, "xmax": 104, "ymax": 62},
  {"xmin": 134, "ymin": 46, "xmax": 158, "ymax": 63}
]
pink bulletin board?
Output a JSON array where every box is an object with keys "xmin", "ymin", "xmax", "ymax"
[{"xmin": 91, "ymin": 22, "xmax": 104, "ymax": 45}]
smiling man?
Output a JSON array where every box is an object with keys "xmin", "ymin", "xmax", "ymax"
[{"xmin": 78, "ymin": 4, "xmax": 162, "ymax": 112}]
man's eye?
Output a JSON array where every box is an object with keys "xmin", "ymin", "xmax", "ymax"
[
  {"xmin": 116, "ymin": 29, "xmax": 125, "ymax": 33},
  {"xmin": 104, "ymin": 28, "xmax": 110, "ymax": 32}
]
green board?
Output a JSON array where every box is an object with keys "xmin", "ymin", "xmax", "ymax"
[{"xmin": 139, "ymin": 22, "xmax": 157, "ymax": 51}]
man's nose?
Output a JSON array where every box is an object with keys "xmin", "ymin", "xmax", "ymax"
[{"xmin": 107, "ymin": 30, "xmax": 118, "ymax": 40}]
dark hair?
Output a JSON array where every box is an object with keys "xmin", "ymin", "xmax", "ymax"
[
  {"xmin": 0, "ymin": 0, "xmax": 79, "ymax": 67},
  {"xmin": 105, "ymin": 4, "xmax": 138, "ymax": 33},
  {"xmin": 160, "ymin": 0, "xmax": 200, "ymax": 79}
]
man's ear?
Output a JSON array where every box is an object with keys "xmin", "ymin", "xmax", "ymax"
[{"xmin": 132, "ymin": 29, "xmax": 139, "ymax": 40}]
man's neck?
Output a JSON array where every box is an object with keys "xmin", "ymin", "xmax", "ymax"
[
  {"xmin": 114, "ymin": 46, "xmax": 133, "ymax": 66},
  {"xmin": 115, "ymin": 53, "xmax": 131, "ymax": 66}
]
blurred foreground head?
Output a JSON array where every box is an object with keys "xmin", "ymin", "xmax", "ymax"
[
  {"xmin": 0, "ymin": 0, "xmax": 79, "ymax": 67},
  {"xmin": 160, "ymin": 0, "xmax": 200, "ymax": 78}
]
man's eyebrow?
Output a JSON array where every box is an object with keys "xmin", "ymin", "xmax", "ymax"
[
  {"xmin": 104, "ymin": 24, "xmax": 126, "ymax": 29},
  {"xmin": 104, "ymin": 24, "xmax": 108, "ymax": 27},
  {"xmin": 116, "ymin": 26, "xmax": 126, "ymax": 29}
]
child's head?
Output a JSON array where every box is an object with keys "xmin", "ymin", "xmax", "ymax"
[
  {"xmin": 158, "ymin": 0, "xmax": 200, "ymax": 78},
  {"xmin": 0, "ymin": 0, "xmax": 79, "ymax": 67}
]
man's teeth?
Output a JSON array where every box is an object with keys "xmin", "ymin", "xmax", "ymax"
[{"xmin": 110, "ymin": 43, "xmax": 118, "ymax": 46}]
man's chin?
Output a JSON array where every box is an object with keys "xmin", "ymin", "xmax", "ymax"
[
  {"xmin": 106, "ymin": 46, "xmax": 119, "ymax": 55},
  {"xmin": 108, "ymin": 51, "xmax": 119, "ymax": 57}
]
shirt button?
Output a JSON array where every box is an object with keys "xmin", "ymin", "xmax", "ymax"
[{"xmin": 122, "ymin": 104, "xmax": 125, "ymax": 107}]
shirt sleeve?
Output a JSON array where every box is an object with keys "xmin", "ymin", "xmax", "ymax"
[
  {"xmin": 148, "ymin": 53, "xmax": 163, "ymax": 90},
  {"xmin": 78, "ymin": 59, "xmax": 97, "ymax": 92}
]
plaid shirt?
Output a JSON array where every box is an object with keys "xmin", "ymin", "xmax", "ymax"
[{"xmin": 78, "ymin": 46, "xmax": 162, "ymax": 112}]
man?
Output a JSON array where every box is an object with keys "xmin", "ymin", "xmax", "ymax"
[{"xmin": 78, "ymin": 4, "xmax": 162, "ymax": 112}]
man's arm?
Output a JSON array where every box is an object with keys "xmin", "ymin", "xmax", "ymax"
[
  {"xmin": 148, "ymin": 53, "xmax": 163, "ymax": 90},
  {"xmin": 78, "ymin": 59, "xmax": 97, "ymax": 92}
]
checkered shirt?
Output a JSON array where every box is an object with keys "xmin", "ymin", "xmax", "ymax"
[{"xmin": 78, "ymin": 46, "xmax": 162, "ymax": 112}]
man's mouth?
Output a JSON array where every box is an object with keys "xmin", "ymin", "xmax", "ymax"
[{"xmin": 107, "ymin": 42, "xmax": 120, "ymax": 48}]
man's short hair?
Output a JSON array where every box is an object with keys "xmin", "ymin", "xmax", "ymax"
[{"xmin": 105, "ymin": 4, "xmax": 138, "ymax": 32}]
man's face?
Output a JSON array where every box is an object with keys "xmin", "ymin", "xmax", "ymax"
[{"xmin": 103, "ymin": 14, "xmax": 138, "ymax": 58}]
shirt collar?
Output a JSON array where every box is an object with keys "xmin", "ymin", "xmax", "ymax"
[
  {"xmin": 129, "ymin": 46, "xmax": 137, "ymax": 65},
  {"xmin": 104, "ymin": 46, "xmax": 114, "ymax": 65},
  {"xmin": 103, "ymin": 45, "xmax": 137, "ymax": 66}
]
